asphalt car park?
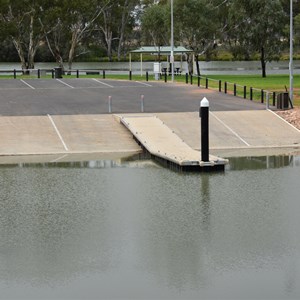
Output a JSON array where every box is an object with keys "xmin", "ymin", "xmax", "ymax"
[{"xmin": 0, "ymin": 78, "xmax": 266, "ymax": 116}]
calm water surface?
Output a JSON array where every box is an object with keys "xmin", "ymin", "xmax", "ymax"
[
  {"xmin": 0, "ymin": 61, "xmax": 299, "ymax": 75},
  {"xmin": 0, "ymin": 157, "xmax": 299, "ymax": 299}
]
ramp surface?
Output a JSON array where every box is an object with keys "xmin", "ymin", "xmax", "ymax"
[
  {"xmin": 156, "ymin": 110, "xmax": 300, "ymax": 157},
  {"xmin": 0, "ymin": 115, "xmax": 140, "ymax": 157}
]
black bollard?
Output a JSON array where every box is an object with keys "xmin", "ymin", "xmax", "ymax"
[
  {"xmin": 273, "ymin": 92, "xmax": 276, "ymax": 106},
  {"xmin": 146, "ymin": 71, "xmax": 149, "ymax": 82},
  {"xmin": 200, "ymin": 97, "xmax": 209, "ymax": 162},
  {"xmin": 103, "ymin": 70, "xmax": 106, "ymax": 79},
  {"xmin": 129, "ymin": 70, "xmax": 132, "ymax": 80},
  {"xmin": 185, "ymin": 73, "xmax": 188, "ymax": 84}
]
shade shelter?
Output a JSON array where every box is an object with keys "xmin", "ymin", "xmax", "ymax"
[{"xmin": 129, "ymin": 46, "xmax": 193, "ymax": 76}]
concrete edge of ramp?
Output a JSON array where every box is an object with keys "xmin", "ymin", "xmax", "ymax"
[{"xmin": 0, "ymin": 151, "xmax": 141, "ymax": 165}]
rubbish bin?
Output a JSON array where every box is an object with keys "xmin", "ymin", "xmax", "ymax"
[
  {"xmin": 153, "ymin": 62, "xmax": 161, "ymax": 80},
  {"xmin": 277, "ymin": 92, "xmax": 289, "ymax": 109},
  {"xmin": 54, "ymin": 67, "xmax": 63, "ymax": 79}
]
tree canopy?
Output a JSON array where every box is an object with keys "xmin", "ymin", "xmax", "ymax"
[{"xmin": 0, "ymin": 0, "xmax": 298, "ymax": 76}]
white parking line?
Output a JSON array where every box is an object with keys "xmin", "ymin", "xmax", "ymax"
[
  {"xmin": 210, "ymin": 111, "xmax": 251, "ymax": 146},
  {"xmin": 47, "ymin": 114, "xmax": 69, "ymax": 151},
  {"xmin": 268, "ymin": 109, "xmax": 300, "ymax": 133},
  {"xmin": 92, "ymin": 78, "xmax": 114, "ymax": 88},
  {"xmin": 20, "ymin": 79, "xmax": 35, "ymax": 89},
  {"xmin": 56, "ymin": 79, "xmax": 74, "ymax": 88},
  {"xmin": 135, "ymin": 81, "xmax": 152, "ymax": 87}
]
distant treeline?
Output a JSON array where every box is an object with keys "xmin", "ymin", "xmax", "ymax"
[{"xmin": 0, "ymin": 0, "xmax": 299, "ymax": 77}]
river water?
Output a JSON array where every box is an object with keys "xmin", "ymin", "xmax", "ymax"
[
  {"xmin": 0, "ymin": 61, "xmax": 299, "ymax": 75},
  {"xmin": 0, "ymin": 156, "xmax": 299, "ymax": 299}
]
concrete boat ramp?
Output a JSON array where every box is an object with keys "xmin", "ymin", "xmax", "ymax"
[
  {"xmin": 119, "ymin": 114, "xmax": 228, "ymax": 171},
  {"xmin": 0, "ymin": 111, "xmax": 300, "ymax": 170}
]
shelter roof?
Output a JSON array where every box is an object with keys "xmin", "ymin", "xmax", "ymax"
[{"xmin": 130, "ymin": 46, "xmax": 192, "ymax": 54}]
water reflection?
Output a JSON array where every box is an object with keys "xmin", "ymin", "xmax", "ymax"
[
  {"xmin": 227, "ymin": 155, "xmax": 299, "ymax": 170},
  {"xmin": 0, "ymin": 157, "xmax": 299, "ymax": 299}
]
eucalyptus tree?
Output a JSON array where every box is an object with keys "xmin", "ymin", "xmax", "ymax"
[
  {"xmin": 0, "ymin": 0, "xmax": 49, "ymax": 71},
  {"xmin": 227, "ymin": 0, "xmax": 286, "ymax": 77},
  {"xmin": 40, "ymin": 0, "xmax": 109, "ymax": 70},
  {"xmin": 116, "ymin": 0, "xmax": 139, "ymax": 61},
  {"xmin": 140, "ymin": 1, "xmax": 169, "ymax": 61},
  {"xmin": 92, "ymin": 0, "xmax": 138, "ymax": 61},
  {"xmin": 174, "ymin": 0, "xmax": 225, "ymax": 75}
]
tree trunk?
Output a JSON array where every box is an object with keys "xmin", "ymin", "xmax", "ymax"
[
  {"xmin": 158, "ymin": 45, "xmax": 161, "ymax": 63},
  {"xmin": 260, "ymin": 47, "xmax": 267, "ymax": 78},
  {"xmin": 27, "ymin": 15, "xmax": 35, "ymax": 70},
  {"xmin": 68, "ymin": 30, "xmax": 79, "ymax": 71},
  {"xmin": 12, "ymin": 15, "xmax": 38, "ymax": 72},
  {"xmin": 101, "ymin": 8, "xmax": 114, "ymax": 62},
  {"xmin": 187, "ymin": 54, "xmax": 193, "ymax": 75},
  {"xmin": 107, "ymin": 31, "xmax": 113, "ymax": 61},
  {"xmin": 12, "ymin": 38, "xmax": 27, "ymax": 71},
  {"xmin": 117, "ymin": 0, "xmax": 129, "ymax": 61},
  {"xmin": 195, "ymin": 54, "xmax": 201, "ymax": 76}
]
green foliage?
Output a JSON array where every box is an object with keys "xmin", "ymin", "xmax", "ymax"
[
  {"xmin": 295, "ymin": 13, "xmax": 300, "ymax": 46},
  {"xmin": 141, "ymin": 3, "xmax": 169, "ymax": 46},
  {"xmin": 0, "ymin": 0, "xmax": 298, "ymax": 67},
  {"xmin": 226, "ymin": 0, "xmax": 286, "ymax": 76}
]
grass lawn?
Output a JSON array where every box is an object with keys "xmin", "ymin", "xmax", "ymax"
[
  {"xmin": 165, "ymin": 73, "xmax": 300, "ymax": 106},
  {"xmin": 205, "ymin": 74, "xmax": 299, "ymax": 91},
  {"xmin": 202, "ymin": 74, "xmax": 300, "ymax": 106}
]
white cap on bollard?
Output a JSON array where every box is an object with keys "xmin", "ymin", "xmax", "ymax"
[{"xmin": 200, "ymin": 97, "xmax": 209, "ymax": 107}]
